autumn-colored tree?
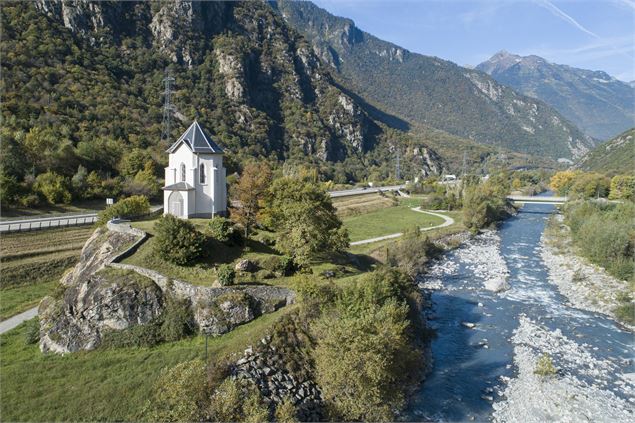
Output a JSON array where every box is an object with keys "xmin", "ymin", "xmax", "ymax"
[
  {"xmin": 231, "ymin": 161, "xmax": 272, "ymax": 237},
  {"xmin": 549, "ymin": 170, "xmax": 580, "ymax": 196}
]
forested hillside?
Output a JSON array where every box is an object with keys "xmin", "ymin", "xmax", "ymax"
[
  {"xmin": 478, "ymin": 51, "xmax": 635, "ymax": 141},
  {"xmin": 1, "ymin": 0, "xmax": 445, "ymax": 206},
  {"xmin": 273, "ymin": 0, "xmax": 596, "ymax": 160},
  {"xmin": 575, "ymin": 129, "xmax": 635, "ymax": 175}
]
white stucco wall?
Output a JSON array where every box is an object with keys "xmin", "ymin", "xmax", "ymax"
[{"xmin": 163, "ymin": 143, "xmax": 227, "ymax": 218}]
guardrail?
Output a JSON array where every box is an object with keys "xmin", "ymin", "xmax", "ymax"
[{"xmin": 0, "ymin": 214, "xmax": 98, "ymax": 233}]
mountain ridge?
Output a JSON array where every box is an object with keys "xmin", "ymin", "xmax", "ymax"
[
  {"xmin": 273, "ymin": 0, "xmax": 596, "ymax": 160},
  {"xmin": 477, "ymin": 51, "xmax": 635, "ymax": 141}
]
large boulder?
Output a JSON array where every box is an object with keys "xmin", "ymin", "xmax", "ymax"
[
  {"xmin": 39, "ymin": 268, "xmax": 164, "ymax": 353},
  {"xmin": 194, "ymin": 292, "xmax": 254, "ymax": 336}
]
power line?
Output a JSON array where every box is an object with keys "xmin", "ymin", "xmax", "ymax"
[{"xmin": 161, "ymin": 71, "xmax": 175, "ymax": 145}]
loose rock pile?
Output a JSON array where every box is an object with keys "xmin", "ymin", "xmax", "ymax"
[{"xmin": 233, "ymin": 338, "xmax": 324, "ymax": 421}]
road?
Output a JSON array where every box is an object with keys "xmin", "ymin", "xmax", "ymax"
[
  {"xmin": 0, "ymin": 307, "xmax": 38, "ymax": 335},
  {"xmin": 0, "ymin": 205, "xmax": 163, "ymax": 233},
  {"xmin": 350, "ymin": 207, "xmax": 455, "ymax": 246}
]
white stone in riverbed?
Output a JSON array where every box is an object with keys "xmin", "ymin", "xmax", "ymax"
[
  {"xmin": 453, "ymin": 230, "xmax": 510, "ymax": 293},
  {"xmin": 492, "ymin": 316, "xmax": 634, "ymax": 423}
]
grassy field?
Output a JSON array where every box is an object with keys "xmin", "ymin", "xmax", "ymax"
[
  {"xmin": 342, "ymin": 203, "xmax": 445, "ymax": 242},
  {"xmin": 0, "ymin": 226, "xmax": 93, "ymax": 319},
  {"xmin": 0, "ymin": 308, "xmax": 291, "ymax": 422}
]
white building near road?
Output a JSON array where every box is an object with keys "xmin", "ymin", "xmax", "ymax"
[{"xmin": 163, "ymin": 121, "xmax": 227, "ymax": 218}]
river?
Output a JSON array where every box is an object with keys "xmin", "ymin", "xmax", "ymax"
[{"xmin": 406, "ymin": 200, "xmax": 634, "ymax": 421}]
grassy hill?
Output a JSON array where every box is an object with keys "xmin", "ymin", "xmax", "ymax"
[{"xmin": 575, "ymin": 129, "xmax": 635, "ymax": 175}]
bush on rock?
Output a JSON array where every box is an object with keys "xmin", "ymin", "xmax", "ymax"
[{"xmin": 153, "ymin": 214, "xmax": 205, "ymax": 265}]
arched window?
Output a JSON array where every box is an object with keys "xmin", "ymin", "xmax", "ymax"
[
  {"xmin": 199, "ymin": 164, "xmax": 206, "ymax": 184},
  {"xmin": 180, "ymin": 163, "xmax": 186, "ymax": 182}
]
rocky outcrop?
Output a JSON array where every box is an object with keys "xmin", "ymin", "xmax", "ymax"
[
  {"xmin": 39, "ymin": 224, "xmax": 295, "ymax": 353},
  {"xmin": 150, "ymin": 0, "xmax": 229, "ymax": 66},
  {"xmin": 40, "ymin": 268, "xmax": 164, "ymax": 353},
  {"xmin": 234, "ymin": 338, "xmax": 324, "ymax": 421}
]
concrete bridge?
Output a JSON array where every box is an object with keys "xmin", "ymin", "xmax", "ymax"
[{"xmin": 506, "ymin": 195, "xmax": 568, "ymax": 205}]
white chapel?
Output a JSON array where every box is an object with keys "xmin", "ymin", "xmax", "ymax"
[{"xmin": 163, "ymin": 121, "xmax": 227, "ymax": 219}]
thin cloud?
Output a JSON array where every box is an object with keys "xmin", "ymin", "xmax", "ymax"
[{"xmin": 534, "ymin": 0, "xmax": 600, "ymax": 39}]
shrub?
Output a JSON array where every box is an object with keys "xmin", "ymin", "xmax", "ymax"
[
  {"xmin": 34, "ymin": 171, "xmax": 71, "ymax": 204},
  {"xmin": 159, "ymin": 296, "xmax": 194, "ymax": 342},
  {"xmin": 614, "ymin": 291, "xmax": 635, "ymax": 325},
  {"xmin": 146, "ymin": 359, "xmax": 209, "ymax": 422},
  {"xmin": 206, "ymin": 217, "xmax": 242, "ymax": 245},
  {"xmin": 101, "ymin": 321, "xmax": 162, "ymax": 349},
  {"xmin": 534, "ymin": 353, "xmax": 557, "ymax": 377},
  {"xmin": 153, "ymin": 214, "xmax": 205, "ymax": 265},
  {"xmin": 208, "ymin": 379, "xmax": 268, "ymax": 422},
  {"xmin": 97, "ymin": 195, "xmax": 150, "ymax": 225},
  {"xmin": 257, "ymin": 255, "xmax": 295, "ymax": 276},
  {"xmin": 217, "ymin": 264, "xmax": 235, "ymax": 286},
  {"xmin": 23, "ymin": 319, "xmax": 40, "ymax": 345},
  {"xmin": 387, "ymin": 232, "xmax": 443, "ymax": 277},
  {"xmin": 275, "ymin": 397, "xmax": 298, "ymax": 423}
]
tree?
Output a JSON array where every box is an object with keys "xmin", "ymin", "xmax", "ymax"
[
  {"xmin": 231, "ymin": 161, "xmax": 272, "ymax": 237},
  {"xmin": 34, "ymin": 171, "xmax": 71, "ymax": 204},
  {"xmin": 549, "ymin": 170, "xmax": 579, "ymax": 196},
  {"xmin": 0, "ymin": 171, "xmax": 20, "ymax": 206},
  {"xmin": 153, "ymin": 215, "xmax": 205, "ymax": 265},
  {"xmin": 609, "ymin": 175, "xmax": 635, "ymax": 201},
  {"xmin": 263, "ymin": 177, "xmax": 349, "ymax": 265},
  {"xmin": 71, "ymin": 165, "xmax": 88, "ymax": 198},
  {"xmin": 314, "ymin": 297, "xmax": 417, "ymax": 421},
  {"xmin": 569, "ymin": 172, "xmax": 610, "ymax": 199}
]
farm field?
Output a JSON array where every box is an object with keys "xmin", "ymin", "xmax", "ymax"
[
  {"xmin": 0, "ymin": 227, "xmax": 93, "ymax": 319},
  {"xmin": 332, "ymin": 192, "xmax": 396, "ymax": 217}
]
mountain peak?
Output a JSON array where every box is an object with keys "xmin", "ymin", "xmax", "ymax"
[{"xmin": 476, "ymin": 52, "xmax": 635, "ymax": 140}]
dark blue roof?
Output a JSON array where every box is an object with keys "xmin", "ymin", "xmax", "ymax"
[{"xmin": 167, "ymin": 121, "xmax": 224, "ymax": 154}]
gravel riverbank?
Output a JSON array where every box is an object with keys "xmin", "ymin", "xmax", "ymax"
[
  {"xmin": 492, "ymin": 316, "xmax": 634, "ymax": 422},
  {"xmin": 540, "ymin": 215, "xmax": 633, "ymax": 330}
]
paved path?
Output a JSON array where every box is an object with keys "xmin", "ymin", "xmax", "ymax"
[
  {"xmin": 350, "ymin": 207, "xmax": 455, "ymax": 246},
  {"xmin": 0, "ymin": 306, "xmax": 38, "ymax": 335}
]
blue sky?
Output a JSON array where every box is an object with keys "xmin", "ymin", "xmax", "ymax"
[{"xmin": 311, "ymin": 0, "xmax": 635, "ymax": 82}]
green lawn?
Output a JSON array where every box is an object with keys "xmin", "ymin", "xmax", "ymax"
[
  {"xmin": 0, "ymin": 281, "xmax": 55, "ymax": 320},
  {"xmin": 342, "ymin": 204, "xmax": 445, "ymax": 242},
  {"xmin": 0, "ymin": 308, "xmax": 291, "ymax": 422}
]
